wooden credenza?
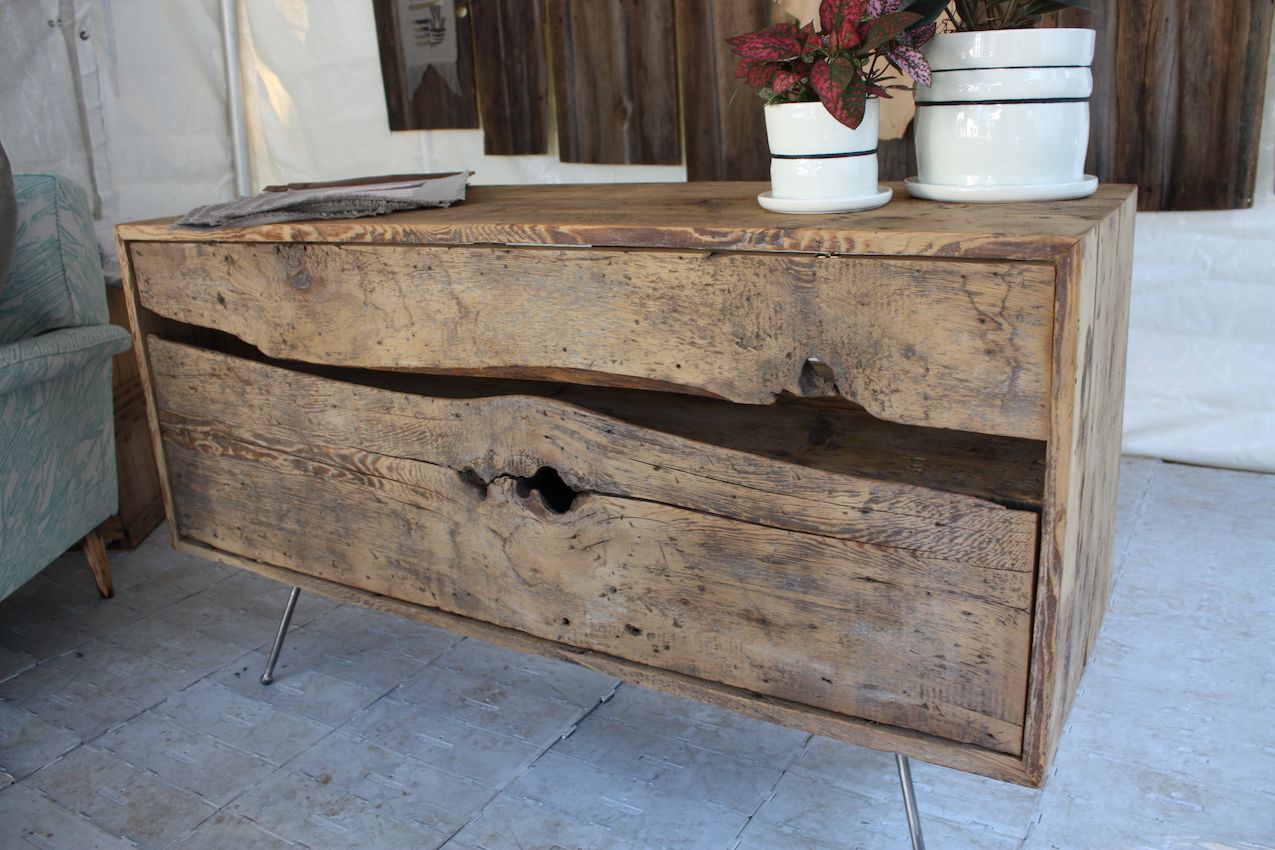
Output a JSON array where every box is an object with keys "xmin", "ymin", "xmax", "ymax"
[{"xmin": 117, "ymin": 183, "xmax": 1135, "ymax": 786}]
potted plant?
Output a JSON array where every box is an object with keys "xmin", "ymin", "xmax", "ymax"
[
  {"xmin": 728, "ymin": 0, "xmax": 933, "ymax": 213},
  {"xmin": 902, "ymin": 0, "xmax": 1098, "ymax": 201}
]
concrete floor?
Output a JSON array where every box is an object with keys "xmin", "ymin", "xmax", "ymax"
[{"xmin": 0, "ymin": 457, "xmax": 1271, "ymax": 849}]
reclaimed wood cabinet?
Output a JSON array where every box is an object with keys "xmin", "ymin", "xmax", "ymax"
[{"xmin": 116, "ymin": 183, "xmax": 1134, "ymax": 786}]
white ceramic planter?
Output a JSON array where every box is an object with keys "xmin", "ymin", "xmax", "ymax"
[
  {"xmin": 912, "ymin": 28, "xmax": 1097, "ymax": 199},
  {"xmin": 763, "ymin": 100, "xmax": 883, "ymax": 206}
]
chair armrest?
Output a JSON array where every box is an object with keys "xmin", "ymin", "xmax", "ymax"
[{"xmin": 0, "ymin": 325, "xmax": 131, "ymax": 397}]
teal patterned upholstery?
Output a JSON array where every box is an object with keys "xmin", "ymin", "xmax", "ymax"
[{"xmin": 0, "ymin": 175, "xmax": 132, "ymax": 601}]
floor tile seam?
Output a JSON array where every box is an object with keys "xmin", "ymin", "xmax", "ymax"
[
  {"xmin": 102, "ymin": 610, "xmax": 266, "ymax": 660},
  {"xmin": 178, "ymin": 676, "xmax": 347, "ymax": 733},
  {"xmin": 2, "ymin": 777, "xmax": 138, "ymax": 847},
  {"xmin": 200, "ymin": 794, "xmax": 308, "ymax": 849},
  {"xmin": 287, "ymin": 688, "xmax": 518, "ymax": 789},
  {"xmin": 74, "ymin": 738, "xmax": 243, "ymax": 810},
  {"xmin": 0, "ymin": 655, "xmax": 38, "ymax": 684},
  {"xmin": 388, "ymin": 667, "xmax": 598, "ymax": 716},
  {"xmin": 568, "ymin": 710, "xmax": 796, "ymax": 769},
  {"xmin": 1111, "ymin": 461, "xmax": 1160, "ymax": 584},
  {"xmin": 92, "ymin": 723, "xmax": 284, "ymax": 802},
  {"xmin": 441, "ymin": 677, "xmax": 625, "ymax": 845},
  {"xmin": 362, "ymin": 689, "xmax": 593, "ymax": 750},
  {"xmin": 230, "ymin": 760, "xmax": 458, "ymax": 842},
  {"xmin": 1092, "ymin": 611, "xmax": 1271, "ymax": 644},
  {"xmin": 0, "ymin": 698, "xmax": 82, "ymax": 747},
  {"xmin": 227, "ymin": 657, "xmax": 386, "ymax": 705},
  {"xmin": 1062, "ymin": 743, "xmax": 1275, "ymax": 798},
  {"xmin": 147, "ymin": 683, "xmax": 337, "ymax": 767},
  {"xmin": 60, "ymin": 639, "xmax": 235, "ymax": 684},
  {"xmin": 1026, "ymin": 802, "xmax": 1275, "ymax": 845},
  {"xmin": 729, "ymin": 732, "xmax": 815, "ymax": 847},
  {"xmin": 425, "ymin": 655, "xmax": 611, "ymax": 711}
]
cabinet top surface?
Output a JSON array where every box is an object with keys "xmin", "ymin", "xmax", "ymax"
[{"xmin": 119, "ymin": 181, "xmax": 1136, "ymax": 261}]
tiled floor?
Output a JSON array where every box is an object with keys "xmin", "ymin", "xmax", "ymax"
[{"xmin": 1, "ymin": 457, "xmax": 1272, "ymax": 849}]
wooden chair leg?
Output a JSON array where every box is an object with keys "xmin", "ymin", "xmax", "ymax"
[{"xmin": 82, "ymin": 529, "xmax": 114, "ymax": 599}]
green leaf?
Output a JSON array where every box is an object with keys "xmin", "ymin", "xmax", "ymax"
[
  {"xmin": 810, "ymin": 57, "xmax": 870, "ymax": 129},
  {"xmin": 860, "ymin": 10, "xmax": 922, "ymax": 51}
]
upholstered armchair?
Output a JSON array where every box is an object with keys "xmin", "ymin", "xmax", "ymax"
[{"xmin": 0, "ymin": 174, "xmax": 133, "ymax": 601}]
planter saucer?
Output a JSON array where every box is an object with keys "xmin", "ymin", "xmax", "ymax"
[
  {"xmin": 904, "ymin": 176, "xmax": 1099, "ymax": 203},
  {"xmin": 757, "ymin": 187, "xmax": 892, "ymax": 214}
]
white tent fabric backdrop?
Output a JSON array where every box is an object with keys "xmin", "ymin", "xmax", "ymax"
[{"xmin": 2, "ymin": 0, "xmax": 1271, "ymax": 473}]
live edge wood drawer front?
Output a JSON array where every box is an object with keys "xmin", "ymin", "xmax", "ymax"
[
  {"xmin": 119, "ymin": 182, "xmax": 1138, "ymax": 786},
  {"xmin": 128, "ymin": 241, "xmax": 1056, "ymax": 440},
  {"xmin": 149, "ymin": 338, "xmax": 1039, "ymax": 755}
]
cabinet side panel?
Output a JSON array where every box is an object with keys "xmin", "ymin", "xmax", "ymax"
[{"xmin": 1027, "ymin": 192, "xmax": 1136, "ymax": 780}]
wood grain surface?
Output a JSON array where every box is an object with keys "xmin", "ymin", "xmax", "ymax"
[
  {"xmin": 1024, "ymin": 188, "xmax": 1135, "ymax": 782},
  {"xmin": 177, "ymin": 535, "xmax": 1037, "ymax": 784},
  {"xmin": 130, "ymin": 242, "xmax": 1056, "ymax": 439},
  {"xmin": 120, "ymin": 182, "xmax": 1137, "ymax": 263},
  {"xmin": 99, "ymin": 286, "xmax": 164, "ymax": 549},
  {"xmin": 470, "ymin": 0, "xmax": 549, "ymax": 154},
  {"xmin": 373, "ymin": 0, "xmax": 480, "ymax": 131},
  {"xmin": 152, "ymin": 338, "xmax": 1037, "ymax": 752},
  {"xmin": 116, "ymin": 183, "xmax": 1137, "ymax": 787},
  {"xmin": 548, "ymin": 0, "xmax": 682, "ymax": 164},
  {"xmin": 676, "ymin": 0, "xmax": 782, "ymax": 181},
  {"xmin": 1061, "ymin": 2, "xmax": 1273, "ymax": 211}
]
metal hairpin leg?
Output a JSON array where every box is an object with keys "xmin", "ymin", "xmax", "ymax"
[
  {"xmin": 260, "ymin": 586, "xmax": 301, "ymax": 686},
  {"xmin": 895, "ymin": 754, "xmax": 926, "ymax": 850}
]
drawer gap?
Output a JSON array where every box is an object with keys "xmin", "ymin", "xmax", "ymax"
[{"xmin": 149, "ymin": 325, "xmax": 1046, "ymax": 513}]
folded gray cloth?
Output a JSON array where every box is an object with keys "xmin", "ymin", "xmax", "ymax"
[{"xmin": 175, "ymin": 171, "xmax": 468, "ymax": 229}]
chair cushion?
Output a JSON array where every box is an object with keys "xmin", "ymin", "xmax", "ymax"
[{"xmin": 0, "ymin": 175, "xmax": 107, "ymax": 346}]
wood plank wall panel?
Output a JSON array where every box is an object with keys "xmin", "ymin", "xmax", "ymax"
[
  {"xmin": 470, "ymin": 0, "xmax": 549, "ymax": 154},
  {"xmin": 877, "ymin": 125, "xmax": 917, "ymax": 183},
  {"xmin": 373, "ymin": 0, "xmax": 480, "ymax": 131},
  {"xmin": 1060, "ymin": 1, "xmax": 1273, "ymax": 211},
  {"xmin": 548, "ymin": 0, "xmax": 682, "ymax": 164},
  {"xmin": 677, "ymin": 0, "xmax": 781, "ymax": 181}
]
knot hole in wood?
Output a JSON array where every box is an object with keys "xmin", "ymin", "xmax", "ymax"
[{"xmin": 514, "ymin": 466, "xmax": 580, "ymax": 514}]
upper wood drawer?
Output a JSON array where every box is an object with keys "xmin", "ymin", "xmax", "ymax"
[{"xmin": 128, "ymin": 242, "xmax": 1055, "ymax": 439}]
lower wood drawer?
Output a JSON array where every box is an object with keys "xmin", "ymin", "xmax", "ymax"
[{"xmin": 149, "ymin": 337, "xmax": 1042, "ymax": 756}]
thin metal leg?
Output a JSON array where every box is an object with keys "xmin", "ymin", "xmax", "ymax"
[
  {"xmin": 260, "ymin": 586, "xmax": 301, "ymax": 686},
  {"xmin": 896, "ymin": 754, "xmax": 926, "ymax": 850}
]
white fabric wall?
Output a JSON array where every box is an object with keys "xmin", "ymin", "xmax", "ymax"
[
  {"xmin": 0, "ymin": 0, "xmax": 235, "ymax": 271},
  {"xmin": 2, "ymin": 0, "xmax": 1271, "ymax": 472},
  {"xmin": 1121, "ymin": 26, "xmax": 1275, "ymax": 473},
  {"xmin": 1, "ymin": 0, "xmax": 98, "ymax": 199},
  {"xmin": 237, "ymin": 1, "xmax": 684, "ymax": 187}
]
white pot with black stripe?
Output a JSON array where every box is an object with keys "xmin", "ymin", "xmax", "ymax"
[
  {"xmin": 758, "ymin": 99, "xmax": 892, "ymax": 214},
  {"xmin": 908, "ymin": 28, "xmax": 1099, "ymax": 202}
]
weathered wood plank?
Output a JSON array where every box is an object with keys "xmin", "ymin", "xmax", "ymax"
[
  {"xmin": 120, "ymin": 182, "xmax": 1137, "ymax": 263},
  {"xmin": 102, "ymin": 286, "xmax": 164, "ymax": 549},
  {"xmin": 175, "ymin": 535, "xmax": 1037, "ymax": 784},
  {"xmin": 1024, "ymin": 188, "xmax": 1135, "ymax": 782},
  {"xmin": 1062, "ymin": 2, "xmax": 1273, "ymax": 211},
  {"xmin": 151, "ymin": 338, "xmax": 1036, "ymax": 752},
  {"xmin": 131, "ymin": 243, "xmax": 1056, "ymax": 439},
  {"xmin": 151, "ymin": 338, "xmax": 1041, "ymax": 569},
  {"xmin": 373, "ymin": 0, "xmax": 480, "ymax": 131},
  {"xmin": 470, "ymin": 0, "xmax": 549, "ymax": 154},
  {"xmin": 676, "ymin": 0, "xmax": 781, "ymax": 181},
  {"xmin": 548, "ymin": 0, "xmax": 682, "ymax": 164}
]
